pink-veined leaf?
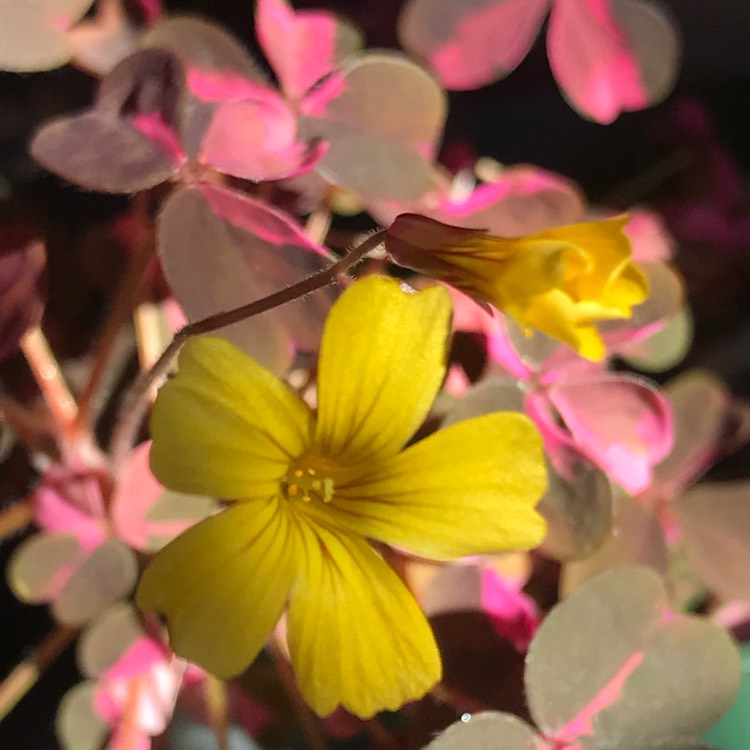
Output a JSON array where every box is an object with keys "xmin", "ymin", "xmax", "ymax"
[
  {"xmin": 199, "ymin": 95, "xmax": 327, "ymax": 181},
  {"xmin": 52, "ymin": 538, "xmax": 138, "ymax": 625},
  {"xmin": 527, "ymin": 567, "xmax": 739, "ymax": 746},
  {"xmin": 30, "ymin": 48, "xmax": 186, "ymax": 192},
  {"xmin": 436, "ymin": 165, "xmax": 585, "ymax": 236},
  {"xmin": 547, "ymin": 0, "xmax": 680, "ymax": 123},
  {"xmin": 7, "ymin": 532, "xmax": 86, "ymax": 605},
  {"xmin": 676, "ymin": 481, "xmax": 750, "ymax": 605},
  {"xmin": 157, "ymin": 183, "xmax": 335, "ymax": 372},
  {"xmin": 256, "ymin": 0, "xmax": 362, "ymax": 102},
  {"xmin": 0, "ymin": 231, "xmax": 46, "ymax": 362},
  {"xmin": 530, "ymin": 373, "xmax": 674, "ymax": 495},
  {"xmin": 617, "ymin": 306, "xmax": 693, "ymax": 373},
  {"xmin": 57, "ymin": 682, "xmax": 111, "ymax": 750},
  {"xmin": 0, "ymin": 0, "xmax": 94, "ymax": 72},
  {"xmin": 398, "ymin": 0, "xmax": 550, "ymax": 91},
  {"xmin": 111, "ymin": 442, "xmax": 215, "ymax": 552}
]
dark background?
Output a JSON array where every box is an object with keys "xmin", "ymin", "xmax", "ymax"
[{"xmin": 1, "ymin": 0, "xmax": 750, "ymax": 746}]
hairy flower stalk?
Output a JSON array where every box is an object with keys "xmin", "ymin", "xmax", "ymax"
[
  {"xmin": 385, "ymin": 214, "xmax": 649, "ymax": 360},
  {"xmin": 137, "ymin": 276, "xmax": 548, "ymax": 718}
]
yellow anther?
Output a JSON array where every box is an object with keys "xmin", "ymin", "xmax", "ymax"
[
  {"xmin": 294, "ymin": 469, "xmax": 304, "ymax": 478},
  {"xmin": 288, "ymin": 485, "xmax": 298, "ymax": 497},
  {"xmin": 302, "ymin": 495, "xmax": 311, "ymax": 502},
  {"xmin": 282, "ymin": 464, "xmax": 335, "ymax": 504},
  {"xmin": 307, "ymin": 467, "xmax": 316, "ymax": 476}
]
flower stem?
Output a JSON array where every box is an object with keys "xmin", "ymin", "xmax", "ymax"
[
  {"xmin": 268, "ymin": 637, "xmax": 330, "ymax": 750},
  {"xmin": 0, "ymin": 625, "xmax": 77, "ymax": 721},
  {"xmin": 76, "ymin": 195, "xmax": 154, "ymax": 429},
  {"xmin": 0, "ymin": 499, "xmax": 34, "ymax": 540},
  {"xmin": 20, "ymin": 327, "xmax": 79, "ymax": 439},
  {"xmin": 204, "ymin": 675, "xmax": 229, "ymax": 750},
  {"xmin": 109, "ymin": 231, "xmax": 384, "ymax": 470}
]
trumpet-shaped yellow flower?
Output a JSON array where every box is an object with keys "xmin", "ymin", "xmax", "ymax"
[
  {"xmin": 137, "ymin": 276, "xmax": 547, "ymax": 718},
  {"xmin": 385, "ymin": 214, "xmax": 649, "ymax": 360}
]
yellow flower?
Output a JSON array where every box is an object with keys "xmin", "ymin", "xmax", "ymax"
[
  {"xmin": 136, "ymin": 276, "xmax": 547, "ymax": 718},
  {"xmin": 385, "ymin": 214, "xmax": 649, "ymax": 360}
]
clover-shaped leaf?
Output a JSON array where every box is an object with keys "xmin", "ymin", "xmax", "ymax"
[
  {"xmin": 31, "ymin": 48, "xmax": 186, "ymax": 193},
  {"xmin": 158, "ymin": 183, "xmax": 335, "ymax": 372},
  {"xmin": 427, "ymin": 567, "xmax": 739, "ymax": 750}
]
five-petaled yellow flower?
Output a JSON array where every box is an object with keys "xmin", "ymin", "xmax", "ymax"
[
  {"xmin": 385, "ymin": 214, "xmax": 649, "ymax": 360},
  {"xmin": 137, "ymin": 276, "xmax": 547, "ymax": 718}
]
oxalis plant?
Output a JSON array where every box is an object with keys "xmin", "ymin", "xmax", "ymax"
[{"xmin": 0, "ymin": 1, "xmax": 747, "ymax": 749}]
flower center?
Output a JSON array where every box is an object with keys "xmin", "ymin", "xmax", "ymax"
[{"xmin": 281, "ymin": 465, "xmax": 335, "ymax": 504}]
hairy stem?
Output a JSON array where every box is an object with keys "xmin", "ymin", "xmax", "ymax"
[{"xmin": 109, "ymin": 231, "xmax": 384, "ymax": 470}]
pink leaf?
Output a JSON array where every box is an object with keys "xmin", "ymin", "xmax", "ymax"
[
  {"xmin": 624, "ymin": 209, "xmax": 675, "ymax": 263},
  {"xmin": 535, "ymin": 374, "xmax": 674, "ymax": 494},
  {"xmin": 199, "ymin": 96, "xmax": 326, "ymax": 181},
  {"xmin": 398, "ymin": 0, "xmax": 550, "ymax": 90},
  {"xmin": 111, "ymin": 442, "xmax": 214, "ymax": 551},
  {"xmin": 256, "ymin": 0, "xmax": 359, "ymax": 101},
  {"xmin": 547, "ymin": 0, "xmax": 679, "ymax": 123}
]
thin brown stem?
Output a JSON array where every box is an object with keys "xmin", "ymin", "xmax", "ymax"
[
  {"xmin": 0, "ymin": 626, "xmax": 77, "ymax": 721},
  {"xmin": 109, "ymin": 231, "xmax": 384, "ymax": 470},
  {"xmin": 268, "ymin": 637, "xmax": 330, "ymax": 750},
  {"xmin": 20, "ymin": 327, "xmax": 79, "ymax": 439},
  {"xmin": 0, "ymin": 499, "xmax": 34, "ymax": 540},
  {"xmin": 204, "ymin": 675, "xmax": 229, "ymax": 750},
  {"xmin": 77, "ymin": 195, "xmax": 155, "ymax": 428}
]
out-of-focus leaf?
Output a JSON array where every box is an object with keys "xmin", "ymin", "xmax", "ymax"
[
  {"xmin": 704, "ymin": 643, "xmax": 750, "ymax": 750},
  {"xmin": 78, "ymin": 602, "xmax": 144, "ymax": 679},
  {"xmin": 561, "ymin": 494, "xmax": 668, "ymax": 596},
  {"xmin": 547, "ymin": 0, "xmax": 680, "ymax": 123},
  {"xmin": 528, "ymin": 567, "xmax": 739, "ymax": 747},
  {"xmin": 31, "ymin": 48, "xmax": 186, "ymax": 193},
  {"xmin": 315, "ymin": 52, "xmax": 446, "ymax": 152},
  {"xmin": 0, "ymin": 234, "xmax": 46, "ymax": 361},
  {"xmin": 111, "ymin": 441, "xmax": 215, "ymax": 552},
  {"xmin": 256, "ymin": 0, "xmax": 362, "ymax": 101},
  {"xmin": 618, "ymin": 306, "xmax": 693, "ymax": 373},
  {"xmin": 53, "ymin": 538, "xmax": 138, "ymax": 625},
  {"xmin": 0, "ymin": 0, "xmax": 94, "ymax": 72},
  {"xmin": 7, "ymin": 532, "xmax": 82, "ymax": 603},
  {"xmin": 537, "ymin": 458, "xmax": 613, "ymax": 561},
  {"xmin": 437, "ymin": 166, "xmax": 585, "ymax": 236},
  {"xmin": 653, "ymin": 371, "xmax": 750, "ymax": 496},
  {"xmin": 158, "ymin": 183, "xmax": 334, "ymax": 372},
  {"xmin": 302, "ymin": 52, "xmax": 446, "ymax": 201},
  {"xmin": 424, "ymin": 711, "xmax": 539, "ymax": 750},
  {"xmin": 537, "ymin": 374, "xmax": 674, "ymax": 495},
  {"xmin": 442, "ymin": 378, "xmax": 526, "ymax": 427},
  {"xmin": 200, "ymin": 96, "xmax": 326, "ymax": 182},
  {"xmin": 57, "ymin": 682, "xmax": 110, "ymax": 750},
  {"xmin": 676, "ymin": 482, "xmax": 750, "ymax": 604},
  {"xmin": 625, "ymin": 209, "xmax": 676, "ymax": 263},
  {"xmin": 143, "ymin": 14, "xmax": 261, "ymax": 78},
  {"xmin": 67, "ymin": 0, "xmax": 140, "ymax": 76},
  {"xmin": 398, "ymin": 0, "xmax": 549, "ymax": 91}
]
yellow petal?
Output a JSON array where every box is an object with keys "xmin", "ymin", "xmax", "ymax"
[
  {"xmin": 136, "ymin": 499, "xmax": 296, "ymax": 677},
  {"xmin": 287, "ymin": 522, "xmax": 441, "ymax": 717},
  {"xmin": 307, "ymin": 413, "xmax": 547, "ymax": 560},
  {"xmin": 314, "ymin": 276, "xmax": 451, "ymax": 463},
  {"xmin": 150, "ymin": 336, "xmax": 313, "ymax": 499}
]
